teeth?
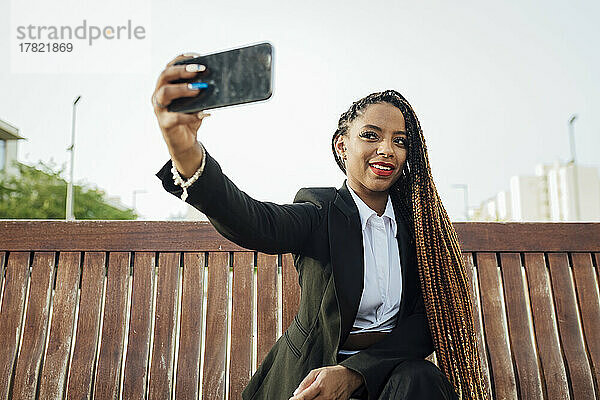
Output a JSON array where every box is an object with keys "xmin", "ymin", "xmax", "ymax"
[{"xmin": 371, "ymin": 164, "xmax": 392, "ymax": 171}]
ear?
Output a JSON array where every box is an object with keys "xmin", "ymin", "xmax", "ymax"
[{"xmin": 334, "ymin": 134, "xmax": 346, "ymax": 155}]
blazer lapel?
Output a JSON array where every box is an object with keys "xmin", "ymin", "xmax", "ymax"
[
  {"xmin": 329, "ymin": 180, "xmax": 363, "ymax": 348},
  {"xmin": 329, "ymin": 180, "xmax": 414, "ymax": 348},
  {"xmin": 390, "ymin": 193, "xmax": 414, "ymax": 321}
]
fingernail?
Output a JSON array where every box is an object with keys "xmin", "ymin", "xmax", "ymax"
[
  {"xmin": 188, "ymin": 82, "xmax": 208, "ymax": 90},
  {"xmin": 185, "ymin": 64, "xmax": 206, "ymax": 73},
  {"xmin": 197, "ymin": 111, "xmax": 211, "ymax": 118},
  {"xmin": 293, "ymin": 389, "xmax": 298, "ymax": 395},
  {"xmin": 183, "ymin": 52, "xmax": 201, "ymax": 57}
]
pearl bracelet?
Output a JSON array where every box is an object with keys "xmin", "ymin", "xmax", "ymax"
[{"xmin": 171, "ymin": 142, "xmax": 207, "ymax": 201}]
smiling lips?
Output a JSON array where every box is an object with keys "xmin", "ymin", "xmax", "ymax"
[{"xmin": 369, "ymin": 161, "xmax": 395, "ymax": 177}]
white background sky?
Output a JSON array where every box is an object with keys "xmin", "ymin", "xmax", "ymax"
[{"xmin": 1, "ymin": 0, "xmax": 598, "ymax": 220}]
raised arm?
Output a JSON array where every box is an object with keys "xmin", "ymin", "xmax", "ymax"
[
  {"xmin": 152, "ymin": 53, "xmax": 326, "ymax": 254},
  {"xmin": 156, "ymin": 144, "xmax": 326, "ymax": 254}
]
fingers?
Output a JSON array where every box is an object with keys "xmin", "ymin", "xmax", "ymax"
[
  {"xmin": 166, "ymin": 52, "xmax": 201, "ymax": 68},
  {"xmin": 158, "ymin": 111, "xmax": 210, "ymax": 130},
  {"xmin": 156, "ymin": 63, "xmax": 207, "ymax": 91},
  {"xmin": 153, "ymin": 53, "xmax": 208, "ymax": 113},
  {"xmin": 152, "ymin": 83, "xmax": 205, "ymax": 112},
  {"xmin": 161, "ymin": 110, "xmax": 205, "ymax": 126},
  {"xmin": 294, "ymin": 369, "xmax": 319, "ymax": 395},
  {"xmin": 290, "ymin": 378, "xmax": 321, "ymax": 400},
  {"xmin": 291, "ymin": 369, "xmax": 321, "ymax": 400}
]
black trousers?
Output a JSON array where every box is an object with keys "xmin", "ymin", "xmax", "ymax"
[{"xmin": 338, "ymin": 354, "xmax": 459, "ymax": 400}]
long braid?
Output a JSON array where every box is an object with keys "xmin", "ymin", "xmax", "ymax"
[{"xmin": 331, "ymin": 90, "xmax": 488, "ymax": 400}]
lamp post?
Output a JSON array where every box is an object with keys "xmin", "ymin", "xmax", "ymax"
[
  {"xmin": 451, "ymin": 183, "xmax": 470, "ymax": 221},
  {"xmin": 568, "ymin": 114, "xmax": 580, "ymax": 220},
  {"xmin": 66, "ymin": 95, "xmax": 81, "ymax": 220}
]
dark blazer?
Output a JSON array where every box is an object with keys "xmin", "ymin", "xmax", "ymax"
[{"xmin": 156, "ymin": 146, "xmax": 434, "ymax": 400}]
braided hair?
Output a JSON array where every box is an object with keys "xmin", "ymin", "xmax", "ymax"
[{"xmin": 331, "ymin": 90, "xmax": 488, "ymax": 400}]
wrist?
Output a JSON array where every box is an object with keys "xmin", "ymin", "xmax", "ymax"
[
  {"xmin": 339, "ymin": 366, "xmax": 363, "ymax": 391},
  {"xmin": 170, "ymin": 141, "xmax": 204, "ymax": 179},
  {"xmin": 169, "ymin": 140, "xmax": 201, "ymax": 160}
]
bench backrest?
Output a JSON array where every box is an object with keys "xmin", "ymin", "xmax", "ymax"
[{"xmin": 0, "ymin": 221, "xmax": 598, "ymax": 399}]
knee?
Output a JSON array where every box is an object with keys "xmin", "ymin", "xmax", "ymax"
[
  {"xmin": 391, "ymin": 359, "xmax": 445, "ymax": 383},
  {"xmin": 382, "ymin": 360, "xmax": 457, "ymax": 400}
]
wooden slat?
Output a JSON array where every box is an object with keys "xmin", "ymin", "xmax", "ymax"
[
  {"xmin": 462, "ymin": 253, "xmax": 493, "ymax": 398},
  {"xmin": 570, "ymin": 253, "xmax": 600, "ymax": 393},
  {"xmin": 500, "ymin": 253, "xmax": 544, "ymax": 399},
  {"xmin": 202, "ymin": 252, "xmax": 229, "ymax": 400},
  {"xmin": 122, "ymin": 252, "xmax": 156, "ymax": 400},
  {"xmin": 0, "ymin": 221, "xmax": 248, "ymax": 252},
  {"xmin": 2, "ymin": 221, "xmax": 600, "ymax": 252},
  {"xmin": 547, "ymin": 253, "xmax": 596, "ymax": 398},
  {"xmin": 175, "ymin": 253, "xmax": 205, "ymax": 399},
  {"xmin": 228, "ymin": 252, "xmax": 253, "ymax": 400},
  {"xmin": 12, "ymin": 252, "xmax": 55, "ymax": 399},
  {"xmin": 523, "ymin": 253, "xmax": 570, "ymax": 399},
  {"xmin": 476, "ymin": 252, "xmax": 518, "ymax": 400},
  {"xmin": 282, "ymin": 253, "xmax": 300, "ymax": 333},
  {"xmin": 93, "ymin": 252, "xmax": 130, "ymax": 399},
  {"xmin": 148, "ymin": 252, "xmax": 180, "ymax": 399},
  {"xmin": 65, "ymin": 252, "xmax": 105, "ymax": 399},
  {"xmin": 38, "ymin": 252, "xmax": 81, "ymax": 400},
  {"xmin": 595, "ymin": 254, "xmax": 600, "ymax": 289},
  {"xmin": 257, "ymin": 253, "xmax": 277, "ymax": 366},
  {"xmin": 454, "ymin": 223, "xmax": 600, "ymax": 252},
  {"xmin": 0, "ymin": 252, "xmax": 5, "ymax": 306},
  {"xmin": 0, "ymin": 252, "xmax": 30, "ymax": 400}
]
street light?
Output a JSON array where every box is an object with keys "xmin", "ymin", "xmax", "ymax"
[
  {"xmin": 66, "ymin": 95, "xmax": 81, "ymax": 220},
  {"xmin": 451, "ymin": 183, "xmax": 470, "ymax": 221},
  {"xmin": 568, "ymin": 114, "xmax": 580, "ymax": 220},
  {"xmin": 568, "ymin": 114, "xmax": 578, "ymax": 163}
]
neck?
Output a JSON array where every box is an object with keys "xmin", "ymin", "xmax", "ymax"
[{"xmin": 347, "ymin": 180, "xmax": 388, "ymax": 217}]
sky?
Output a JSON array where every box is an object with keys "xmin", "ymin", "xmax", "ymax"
[{"xmin": 1, "ymin": 0, "xmax": 598, "ymax": 220}]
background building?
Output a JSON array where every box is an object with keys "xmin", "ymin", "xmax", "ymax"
[
  {"xmin": 472, "ymin": 161, "xmax": 600, "ymax": 222},
  {"xmin": 0, "ymin": 118, "xmax": 26, "ymax": 177}
]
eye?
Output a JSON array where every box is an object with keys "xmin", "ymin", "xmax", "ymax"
[
  {"xmin": 359, "ymin": 131, "xmax": 377, "ymax": 139},
  {"xmin": 360, "ymin": 131, "xmax": 407, "ymax": 146}
]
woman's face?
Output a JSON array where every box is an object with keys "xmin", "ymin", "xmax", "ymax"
[{"xmin": 335, "ymin": 102, "xmax": 408, "ymax": 195}]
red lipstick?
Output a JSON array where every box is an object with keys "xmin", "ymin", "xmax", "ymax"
[{"xmin": 369, "ymin": 162, "xmax": 395, "ymax": 176}]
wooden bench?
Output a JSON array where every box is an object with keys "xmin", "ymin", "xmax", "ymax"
[{"xmin": 0, "ymin": 221, "xmax": 598, "ymax": 399}]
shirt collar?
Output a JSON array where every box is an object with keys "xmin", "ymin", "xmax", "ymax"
[{"xmin": 347, "ymin": 181, "xmax": 397, "ymax": 237}]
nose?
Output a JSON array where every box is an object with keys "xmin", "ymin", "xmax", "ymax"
[{"xmin": 377, "ymin": 139, "xmax": 394, "ymax": 158}]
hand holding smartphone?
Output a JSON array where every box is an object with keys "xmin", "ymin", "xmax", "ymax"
[
  {"xmin": 168, "ymin": 42, "xmax": 274, "ymax": 113},
  {"xmin": 152, "ymin": 42, "xmax": 275, "ymax": 179}
]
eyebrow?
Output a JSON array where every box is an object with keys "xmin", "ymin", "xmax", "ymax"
[{"xmin": 361, "ymin": 124, "xmax": 407, "ymax": 136}]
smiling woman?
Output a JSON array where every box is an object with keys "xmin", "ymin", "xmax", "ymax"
[
  {"xmin": 153, "ymin": 56, "xmax": 487, "ymax": 400},
  {"xmin": 322, "ymin": 90, "xmax": 489, "ymax": 399}
]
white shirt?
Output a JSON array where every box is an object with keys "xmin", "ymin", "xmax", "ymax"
[{"xmin": 338, "ymin": 184, "xmax": 403, "ymax": 355}]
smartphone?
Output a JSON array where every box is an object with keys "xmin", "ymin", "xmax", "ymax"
[{"xmin": 167, "ymin": 42, "xmax": 274, "ymax": 113}]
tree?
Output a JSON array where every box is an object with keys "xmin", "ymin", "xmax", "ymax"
[{"xmin": 0, "ymin": 160, "xmax": 137, "ymax": 220}]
